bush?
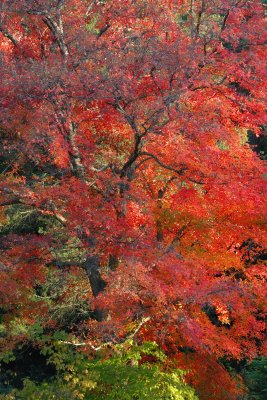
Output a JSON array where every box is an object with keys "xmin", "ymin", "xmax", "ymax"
[{"xmin": 0, "ymin": 340, "xmax": 198, "ymax": 400}]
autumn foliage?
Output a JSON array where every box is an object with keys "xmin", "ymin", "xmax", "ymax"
[{"xmin": 0, "ymin": 1, "xmax": 266, "ymax": 399}]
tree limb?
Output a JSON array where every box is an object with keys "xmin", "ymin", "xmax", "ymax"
[
  {"xmin": 59, "ymin": 317, "xmax": 151, "ymax": 349},
  {"xmin": 28, "ymin": 10, "xmax": 69, "ymax": 57},
  {"xmin": 138, "ymin": 152, "xmax": 187, "ymax": 175}
]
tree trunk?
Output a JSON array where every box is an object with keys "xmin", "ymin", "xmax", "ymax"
[{"xmin": 84, "ymin": 255, "xmax": 107, "ymax": 321}]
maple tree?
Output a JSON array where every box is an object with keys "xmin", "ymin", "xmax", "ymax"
[{"xmin": 0, "ymin": 0, "xmax": 266, "ymax": 399}]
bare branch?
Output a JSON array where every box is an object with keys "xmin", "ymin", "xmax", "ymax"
[
  {"xmin": 28, "ymin": 10, "xmax": 69, "ymax": 56},
  {"xmin": 0, "ymin": 3, "xmax": 18, "ymax": 46},
  {"xmin": 0, "ymin": 187, "xmax": 67, "ymax": 225},
  {"xmin": 68, "ymin": 121, "xmax": 85, "ymax": 179},
  {"xmin": 59, "ymin": 317, "xmax": 151, "ymax": 349},
  {"xmin": 221, "ymin": 10, "xmax": 230, "ymax": 31},
  {"xmin": 139, "ymin": 152, "xmax": 187, "ymax": 176},
  {"xmin": 0, "ymin": 27, "xmax": 18, "ymax": 46}
]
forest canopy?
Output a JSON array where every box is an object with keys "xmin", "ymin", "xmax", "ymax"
[{"xmin": 0, "ymin": 1, "xmax": 266, "ymax": 399}]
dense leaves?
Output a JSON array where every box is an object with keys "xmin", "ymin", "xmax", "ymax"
[
  {"xmin": 0, "ymin": 0, "xmax": 266, "ymax": 399},
  {"xmin": 244, "ymin": 357, "xmax": 267, "ymax": 400},
  {"xmin": 0, "ymin": 341, "xmax": 197, "ymax": 400}
]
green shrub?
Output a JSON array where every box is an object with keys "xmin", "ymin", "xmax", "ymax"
[
  {"xmin": 0, "ymin": 340, "xmax": 198, "ymax": 400},
  {"xmin": 244, "ymin": 357, "xmax": 267, "ymax": 400}
]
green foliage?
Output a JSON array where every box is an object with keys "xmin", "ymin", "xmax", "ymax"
[
  {"xmin": 88, "ymin": 343, "xmax": 198, "ymax": 399},
  {"xmin": 216, "ymin": 140, "xmax": 229, "ymax": 151},
  {"xmin": 0, "ymin": 379, "xmax": 77, "ymax": 400},
  {"xmin": 0, "ymin": 340, "xmax": 198, "ymax": 400},
  {"xmin": 85, "ymin": 16, "xmax": 99, "ymax": 35},
  {"xmin": 0, "ymin": 205, "xmax": 53, "ymax": 236},
  {"xmin": 33, "ymin": 268, "xmax": 91, "ymax": 329},
  {"xmin": 0, "ymin": 350, "xmax": 15, "ymax": 365},
  {"xmin": 244, "ymin": 357, "xmax": 267, "ymax": 400}
]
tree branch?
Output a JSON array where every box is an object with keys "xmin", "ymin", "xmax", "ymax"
[
  {"xmin": 59, "ymin": 317, "xmax": 151, "ymax": 349},
  {"xmin": 0, "ymin": 187, "xmax": 67, "ymax": 225},
  {"xmin": 28, "ymin": 10, "xmax": 69, "ymax": 57},
  {"xmin": 0, "ymin": 27, "xmax": 18, "ymax": 46},
  {"xmin": 138, "ymin": 152, "xmax": 187, "ymax": 176}
]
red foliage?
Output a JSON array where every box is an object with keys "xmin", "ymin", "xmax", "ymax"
[{"xmin": 0, "ymin": 1, "xmax": 266, "ymax": 398}]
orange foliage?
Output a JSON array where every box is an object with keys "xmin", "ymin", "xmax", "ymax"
[{"xmin": 0, "ymin": 1, "xmax": 266, "ymax": 398}]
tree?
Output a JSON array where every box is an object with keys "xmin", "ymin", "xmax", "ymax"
[
  {"xmin": 0, "ymin": 1, "xmax": 266, "ymax": 399},
  {"xmin": 244, "ymin": 357, "xmax": 267, "ymax": 400},
  {"xmin": 1, "ymin": 341, "xmax": 198, "ymax": 400}
]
